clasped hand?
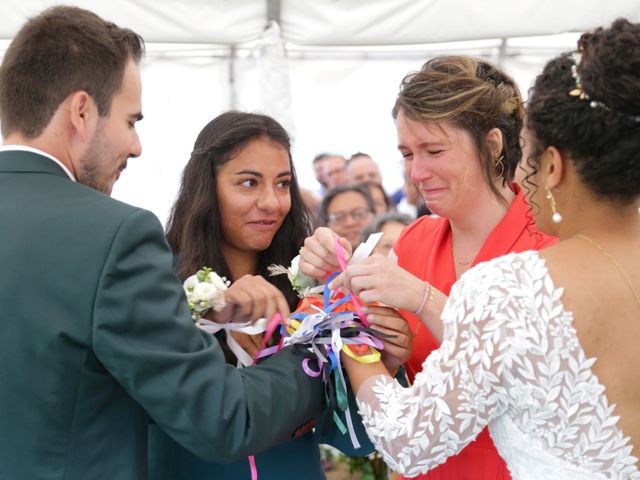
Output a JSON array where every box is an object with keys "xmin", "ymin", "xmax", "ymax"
[{"xmin": 202, "ymin": 274, "xmax": 291, "ymax": 325}]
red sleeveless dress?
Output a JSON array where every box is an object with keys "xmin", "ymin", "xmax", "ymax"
[{"xmin": 394, "ymin": 189, "xmax": 557, "ymax": 480}]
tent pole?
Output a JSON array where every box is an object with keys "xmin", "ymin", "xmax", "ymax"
[
  {"xmin": 266, "ymin": 0, "xmax": 281, "ymax": 25},
  {"xmin": 228, "ymin": 45, "xmax": 237, "ymax": 109},
  {"xmin": 497, "ymin": 38, "xmax": 508, "ymax": 67}
]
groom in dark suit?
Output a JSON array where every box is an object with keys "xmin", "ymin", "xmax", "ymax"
[{"xmin": 0, "ymin": 6, "xmax": 322, "ymax": 479}]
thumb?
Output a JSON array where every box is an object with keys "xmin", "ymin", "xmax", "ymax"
[
  {"xmin": 333, "ymin": 235, "xmax": 352, "ymax": 262},
  {"xmin": 328, "ymin": 271, "xmax": 346, "ymax": 291},
  {"xmin": 339, "ymin": 236, "xmax": 352, "ymax": 257}
]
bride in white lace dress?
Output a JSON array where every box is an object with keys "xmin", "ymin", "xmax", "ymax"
[{"xmin": 308, "ymin": 19, "xmax": 640, "ymax": 479}]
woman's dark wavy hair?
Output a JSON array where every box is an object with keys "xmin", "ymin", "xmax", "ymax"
[
  {"xmin": 524, "ymin": 18, "xmax": 640, "ymax": 206},
  {"xmin": 392, "ymin": 56, "xmax": 524, "ymax": 204},
  {"xmin": 166, "ymin": 111, "xmax": 312, "ymax": 310}
]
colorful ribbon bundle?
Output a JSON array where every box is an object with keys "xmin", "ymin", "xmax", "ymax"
[
  {"xmin": 282, "ymin": 281, "xmax": 389, "ymax": 449},
  {"xmin": 256, "ymin": 237, "xmax": 391, "ymax": 451},
  {"xmin": 195, "ymin": 233, "xmax": 389, "ymax": 479},
  {"xmin": 242, "ymin": 281, "xmax": 388, "ymax": 480}
]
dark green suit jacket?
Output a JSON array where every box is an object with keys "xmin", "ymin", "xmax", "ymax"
[{"xmin": 0, "ymin": 150, "xmax": 323, "ymax": 479}]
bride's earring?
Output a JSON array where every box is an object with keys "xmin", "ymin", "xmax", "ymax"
[{"xmin": 546, "ymin": 188, "xmax": 562, "ymax": 224}]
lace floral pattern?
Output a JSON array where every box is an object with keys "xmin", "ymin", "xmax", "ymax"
[{"xmin": 357, "ymin": 251, "xmax": 639, "ymax": 479}]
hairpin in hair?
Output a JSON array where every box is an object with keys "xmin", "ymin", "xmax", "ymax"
[
  {"xmin": 191, "ymin": 147, "xmax": 210, "ymax": 156},
  {"xmin": 569, "ymin": 51, "xmax": 640, "ymax": 123}
]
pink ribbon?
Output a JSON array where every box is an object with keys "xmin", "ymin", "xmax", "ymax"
[
  {"xmin": 248, "ymin": 312, "xmax": 285, "ymax": 480},
  {"xmin": 302, "ymin": 357, "xmax": 323, "ymax": 377},
  {"xmin": 334, "ymin": 238, "xmax": 369, "ymax": 327},
  {"xmin": 254, "ymin": 313, "xmax": 284, "ymax": 363},
  {"xmin": 249, "ymin": 456, "xmax": 258, "ymax": 480}
]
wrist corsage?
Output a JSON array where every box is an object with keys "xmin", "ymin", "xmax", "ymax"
[
  {"xmin": 268, "ymin": 254, "xmax": 319, "ymax": 298},
  {"xmin": 183, "ymin": 267, "xmax": 230, "ymax": 320}
]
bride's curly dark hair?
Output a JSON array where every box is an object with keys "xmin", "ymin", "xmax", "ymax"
[
  {"xmin": 166, "ymin": 111, "xmax": 312, "ymax": 311},
  {"xmin": 524, "ymin": 18, "xmax": 640, "ymax": 208}
]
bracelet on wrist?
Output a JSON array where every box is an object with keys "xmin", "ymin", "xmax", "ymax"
[{"xmin": 413, "ymin": 281, "xmax": 434, "ymax": 316}]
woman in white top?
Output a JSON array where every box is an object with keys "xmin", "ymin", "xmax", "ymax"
[{"xmin": 321, "ymin": 19, "xmax": 640, "ymax": 479}]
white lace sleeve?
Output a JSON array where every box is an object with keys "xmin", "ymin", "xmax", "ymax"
[{"xmin": 355, "ymin": 256, "xmax": 523, "ymax": 476}]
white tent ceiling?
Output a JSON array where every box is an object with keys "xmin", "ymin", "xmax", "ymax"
[
  {"xmin": 1, "ymin": 0, "xmax": 639, "ymax": 45},
  {"xmin": 1, "ymin": 1, "xmax": 639, "ymax": 224}
]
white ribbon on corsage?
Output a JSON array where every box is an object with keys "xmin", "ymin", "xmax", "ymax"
[{"xmin": 196, "ymin": 317, "xmax": 268, "ymax": 367}]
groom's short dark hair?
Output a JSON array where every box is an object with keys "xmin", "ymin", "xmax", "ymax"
[{"xmin": 0, "ymin": 5, "xmax": 145, "ymax": 138}]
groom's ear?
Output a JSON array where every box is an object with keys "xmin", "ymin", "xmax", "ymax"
[{"xmin": 68, "ymin": 90, "xmax": 97, "ymax": 142}]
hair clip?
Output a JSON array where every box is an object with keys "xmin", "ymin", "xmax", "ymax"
[
  {"xmin": 191, "ymin": 147, "xmax": 210, "ymax": 156},
  {"xmin": 569, "ymin": 51, "xmax": 640, "ymax": 123}
]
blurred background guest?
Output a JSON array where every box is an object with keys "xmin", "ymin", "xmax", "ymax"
[
  {"xmin": 314, "ymin": 152, "xmax": 348, "ymax": 193},
  {"xmin": 362, "ymin": 212, "xmax": 414, "ymax": 257},
  {"xmin": 346, "ymin": 152, "xmax": 383, "ymax": 185},
  {"xmin": 363, "ymin": 181, "xmax": 394, "ymax": 214},
  {"xmin": 319, "ymin": 184, "xmax": 375, "ymax": 250}
]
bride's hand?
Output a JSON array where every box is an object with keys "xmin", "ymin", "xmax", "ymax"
[{"xmin": 211, "ymin": 275, "xmax": 290, "ymax": 324}]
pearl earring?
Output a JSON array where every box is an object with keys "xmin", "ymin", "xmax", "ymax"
[{"xmin": 546, "ymin": 188, "xmax": 562, "ymax": 223}]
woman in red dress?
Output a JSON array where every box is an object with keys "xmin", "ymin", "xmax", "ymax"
[{"xmin": 299, "ymin": 56, "xmax": 556, "ymax": 479}]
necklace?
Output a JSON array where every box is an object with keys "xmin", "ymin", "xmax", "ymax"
[
  {"xmin": 451, "ymin": 238, "xmax": 473, "ymax": 266},
  {"xmin": 574, "ymin": 234, "xmax": 640, "ymax": 312}
]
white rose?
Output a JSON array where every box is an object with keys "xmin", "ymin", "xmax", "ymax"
[
  {"xmin": 289, "ymin": 255, "xmax": 300, "ymax": 276},
  {"xmin": 183, "ymin": 275, "xmax": 199, "ymax": 291},
  {"xmin": 210, "ymin": 294, "xmax": 227, "ymax": 312},
  {"xmin": 184, "ymin": 288, "xmax": 195, "ymax": 303},
  {"xmin": 192, "ymin": 282, "xmax": 217, "ymax": 304},
  {"xmin": 287, "ymin": 258, "xmax": 299, "ymax": 284},
  {"xmin": 183, "ymin": 276, "xmax": 199, "ymax": 302},
  {"xmin": 207, "ymin": 272, "xmax": 229, "ymax": 291}
]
